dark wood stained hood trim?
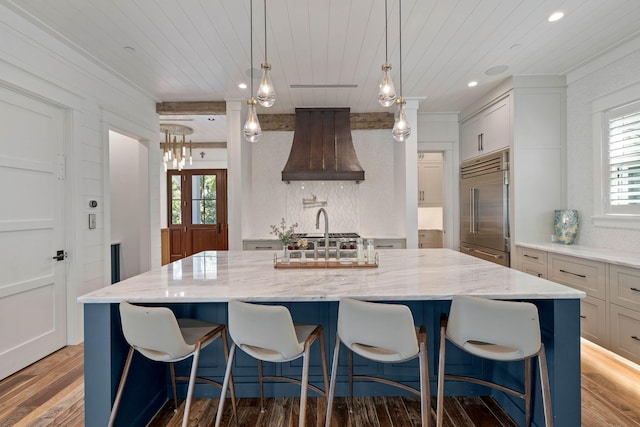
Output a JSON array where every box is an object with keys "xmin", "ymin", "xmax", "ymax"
[{"xmin": 282, "ymin": 108, "xmax": 365, "ymax": 183}]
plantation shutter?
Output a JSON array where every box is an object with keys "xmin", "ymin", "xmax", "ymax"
[{"xmin": 608, "ymin": 109, "xmax": 640, "ymax": 206}]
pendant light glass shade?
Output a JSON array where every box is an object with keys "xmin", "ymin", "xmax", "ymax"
[
  {"xmin": 378, "ymin": 63, "xmax": 397, "ymax": 107},
  {"xmin": 392, "ymin": 98, "xmax": 410, "ymax": 142},
  {"xmin": 243, "ymin": 98, "xmax": 262, "ymax": 143},
  {"xmin": 256, "ymin": 62, "xmax": 276, "ymax": 107},
  {"xmin": 378, "ymin": 0, "xmax": 396, "ymax": 108}
]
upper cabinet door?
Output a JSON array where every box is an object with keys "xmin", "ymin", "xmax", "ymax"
[
  {"xmin": 460, "ymin": 95, "xmax": 511, "ymax": 161},
  {"xmin": 482, "ymin": 96, "xmax": 511, "ymax": 154}
]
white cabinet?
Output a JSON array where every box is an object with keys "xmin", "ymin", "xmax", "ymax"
[
  {"xmin": 460, "ymin": 95, "xmax": 510, "ymax": 161},
  {"xmin": 372, "ymin": 239, "xmax": 406, "ymax": 249},
  {"xmin": 243, "ymin": 240, "xmax": 282, "ymax": 250},
  {"xmin": 418, "ymin": 230, "xmax": 443, "ymax": 248},
  {"xmin": 517, "ymin": 246, "xmax": 547, "ymax": 278},
  {"xmin": 609, "ymin": 265, "xmax": 640, "ymax": 364},
  {"xmin": 515, "ymin": 244, "xmax": 640, "ymax": 362},
  {"xmin": 417, "ymin": 154, "xmax": 443, "ymax": 207}
]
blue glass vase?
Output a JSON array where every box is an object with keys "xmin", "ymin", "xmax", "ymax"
[{"xmin": 554, "ymin": 210, "xmax": 579, "ymax": 244}]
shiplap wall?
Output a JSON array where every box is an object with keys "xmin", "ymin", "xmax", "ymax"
[
  {"xmin": 0, "ymin": 4, "xmax": 159, "ymax": 342},
  {"xmin": 566, "ymin": 35, "xmax": 640, "ymax": 252}
]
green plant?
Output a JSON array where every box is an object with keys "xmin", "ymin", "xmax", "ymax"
[{"xmin": 270, "ymin": 218, "xmax": 298, "ymax": 245}]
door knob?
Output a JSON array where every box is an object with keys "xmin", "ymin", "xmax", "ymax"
[{"xmin": 52, "ymin": 250, "xmax": 66, "ymax": 261}]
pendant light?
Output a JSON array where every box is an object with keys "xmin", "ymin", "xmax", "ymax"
[
  {"xmin": 392, "ymin": 0, "xmax": 410, "ymax": 142},
  {"xmin": 378, "ymin": 0, "xmax": 396, "ymax": 107},
  {"xmin": 161, "ymin": 124, "xmax": 193, "ymax": 171},
  {"xmin": 243, "ymin": 0, "xmax": 262, "ymax": 143},
  {"xmin": 256, "ymin": 0, "xmax": 276, "ymax": 107}
]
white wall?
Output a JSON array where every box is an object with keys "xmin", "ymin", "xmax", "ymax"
[
  {"xmin": 245, "ymin": 130, "xmax": 400, "ymax": 239},
  {"xmin": 566, "ymin": 35, "xmax": 640, "ymax": 252},
  {"xmin": 109, "ymin": 131, "xmax": 149, "ymax": 280},
  {"xmin": 0, "ymin": 4, "xmax": 159, "ymax": 343}
]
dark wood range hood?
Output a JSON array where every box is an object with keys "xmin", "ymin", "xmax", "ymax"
[{"xmin": 281, "ymin": 107, "xmax": 365, "ymax": 183}]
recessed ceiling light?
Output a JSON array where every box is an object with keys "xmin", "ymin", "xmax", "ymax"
[
  {"xmin": 485, "ymin": 65, "xmax": 509, "ymax": 76},
  {"xmin": 123, "ymin": 46, "xmax": 136, "ymax": 52},
  {"xmin": 548, "ymin": 11, "xmax": 564, "ymax": 22},
  {"xmin": 238, "ymin": 83, "xmax": 247, "ymax": 89},
  {"xmin": 468, "ymin": 81, "xmax": 478, "ymax": 87}
]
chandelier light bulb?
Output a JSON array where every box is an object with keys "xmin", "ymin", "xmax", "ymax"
[
  {"xmin": 392, "ymin": 99, "xmax": 411, "ymax": 142},
  {"xmin": 256, "ymin": 62, "xmax": 276, "ymax": 107},
  {"xmin": 243, "ymin": 98, "xmax": 262, "ymax": 143},
  {"xmin": 378, "ymin": 63, "xmax": 397, "ymax": 107}
]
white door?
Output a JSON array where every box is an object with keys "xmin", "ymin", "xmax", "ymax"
[{"xmin": 0, "ymin": 86, "xmax": 66, "ymax": 380}]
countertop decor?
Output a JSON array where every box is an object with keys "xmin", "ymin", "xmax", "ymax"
[{"xmin": 269, "ymin": 217, "xmax": 298, "ymax": 245}]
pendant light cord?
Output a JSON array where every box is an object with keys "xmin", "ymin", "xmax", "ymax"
[
  {"xmin": 384, "ymin": 0, "xmax": 388, "ymax": 62},
  {"xmin": 263, "ymin": 0, "xmax": 268, "ymax": 62},
  {"xmin": 398, "ymin": 0, "xmax": 403, "ymax": 97},
  {"xmin": 250, "ymin": 0, "xmax": 254, "ymax": 94}
]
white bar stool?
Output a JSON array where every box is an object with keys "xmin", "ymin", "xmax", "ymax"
[
  {"xmin": 109, "ymin": 302, "xmax": 237, "ymax": 427},
  {"xmin": 436, "ymin": 295, "xmax": 553, "ymax": 427},
  {"xmin": 325, "ymin": 298, "xmax": 432, "ymax": 427},
  {"xmin": 215, "ymin": 300, "xmax": 329, "ymax": 427}
]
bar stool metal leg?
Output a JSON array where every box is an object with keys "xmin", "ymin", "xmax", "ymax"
[
  {"xmin": 325, "ymin": 335, "xmax": 341, "ymax": 426},
  {"xmin": 538, "ymin": 344, "xmax": 554, "ymax": 427}
]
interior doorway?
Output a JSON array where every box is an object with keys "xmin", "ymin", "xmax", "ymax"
[
  {"xmin": 167, "ymin": 169, "xmax": 228, "ymax": 262},
  {"xmin": 108, "ymin": 131, "xmax": 150, "ymax": 282},
  {"xmin": 417, "ymin": 152, "xmax": 445, "ymax": 248}
]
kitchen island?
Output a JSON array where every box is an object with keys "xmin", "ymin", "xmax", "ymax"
[{"xmin": 79, "ymin": 249, "xmax": 584, "ymax": 426}]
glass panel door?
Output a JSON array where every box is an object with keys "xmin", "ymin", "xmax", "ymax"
[{"xmin": 167, "ymin": 169, "xmax": 227, "ymax": 262}]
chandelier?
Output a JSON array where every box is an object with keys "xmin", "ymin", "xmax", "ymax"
[{"xmin": 161, "ymin": 123, "xmax": 193, "ymax": 171}]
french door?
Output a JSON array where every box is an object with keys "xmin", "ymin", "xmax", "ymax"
[{"xmin": 167, "ymin": 169, "xmax": 228, "ymax": 262}]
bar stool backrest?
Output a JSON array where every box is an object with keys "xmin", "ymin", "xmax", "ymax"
[
  {"xmin": 447, "ymin": 295, "xmax": 541, "ymax": 360},
  {"xmin": 228, "ymin": 300, "xmax": 304, "ymax": 362},
  {"xmin": 337, "ymin": 298, "xmax": 419, "ymax": 362},
  {"xmin": 119, "ymin": 302, "xmax": 193, "ymax": 362}
]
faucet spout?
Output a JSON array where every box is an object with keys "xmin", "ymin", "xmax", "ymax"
[{"xmin": 315, "ymin": 208, "xmax": 329, "ymax": 259}]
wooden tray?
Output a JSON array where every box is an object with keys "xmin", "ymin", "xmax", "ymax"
[
  {"xmin": 273, "ymin": 253, "xmax": 379, "ymax": 269},
  {"xmin": 274, "ymin": 260, "xmax": 378, "ymax": 269}
]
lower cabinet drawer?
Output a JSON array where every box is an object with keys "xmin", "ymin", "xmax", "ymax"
[
  {"xmin": 548, "ymin": 254, "xmax": 606, "ymax": 299},
  {"xmin": 520, "ymin": 247, "xmax": 547, "ymax": 267},
  {"xmin": 580, "ymin": 296, "xmax": 607, "ymax": 348},
  {"xmin": 609, "ymin": 264, "xmax": 640, "ymax": 312},
  {"xmin": 520, "ymin": 261, "xmax": 546, "ymax": 279},
  {"xmin": 243, "ymin": 240, "xmax": 282, "ymax": 250},
  {"xmin": 609, "ymin": 304, "xmax": 640, "ymax": 365}
]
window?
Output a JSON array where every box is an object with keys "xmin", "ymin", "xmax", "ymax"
[{"xmin": 606, "ymin": 102, "xmax": 640, "ymax": 209}]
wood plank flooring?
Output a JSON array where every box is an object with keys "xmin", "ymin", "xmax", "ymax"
[{"xmin": 1, "ymin": 339, "xmax": 639, "ymax": 426}]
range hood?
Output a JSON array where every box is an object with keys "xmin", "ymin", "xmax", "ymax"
[{"xmin": 282, "ymin": 108, "xmax": 365, "ymax": 183}]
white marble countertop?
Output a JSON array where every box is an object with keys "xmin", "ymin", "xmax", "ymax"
[
  {"xmin": 517, "ymin": 242, "xmax": 640, "ymax": 269},
  {"xmin": 78, "ymin": 249, "xmax": 584, "ymax": 304}
]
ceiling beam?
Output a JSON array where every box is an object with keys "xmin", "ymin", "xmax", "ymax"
[
  {"xmin": 156, "ymin": 101, "xmax": 395, "ymax": 131},
  {"xmin": 156, "ymin": 101, "xmax": 226, "ymax": 115},
  {"xmin": 258, "ymin": 112, "xmax": 395, "ymax": 131}
]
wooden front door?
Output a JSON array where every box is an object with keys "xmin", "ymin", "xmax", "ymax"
[{"xmin": 167, "ymin": 169, "xmax": 227, "ymax": 261}]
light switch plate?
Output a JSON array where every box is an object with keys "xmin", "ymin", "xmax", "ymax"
[{"xmin": 89, "ymin": 213, "xmax": 96, "ymax": 229}]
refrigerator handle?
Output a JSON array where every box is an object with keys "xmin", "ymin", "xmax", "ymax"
[
  {"xmin": 470, "ymin": 187, "xmax": 478, "ymax": 234},
  {"xmin": 469, "ymin": 188, "xmax": 474, "ymax": 233}
]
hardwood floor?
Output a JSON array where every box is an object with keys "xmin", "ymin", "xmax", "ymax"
[{"xmin": 1, "ymin": 339, "xmax": 639, "ymax": 426}]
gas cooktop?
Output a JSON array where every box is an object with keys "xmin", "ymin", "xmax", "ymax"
[{"xmin": 292, "ymin": 232, "xmax": 360, "ymax": 239}]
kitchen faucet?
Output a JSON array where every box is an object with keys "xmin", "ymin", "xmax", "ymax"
[{"xmin": 315, "ymin": 208, "xmax": 329, "ymax": 259}]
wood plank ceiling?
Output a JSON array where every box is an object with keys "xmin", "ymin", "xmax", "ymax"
[{"xmin": 5, "ymin": 0, "xmax": 640, "ymax": 139}]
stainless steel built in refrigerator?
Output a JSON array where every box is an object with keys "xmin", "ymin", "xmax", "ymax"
[{"xmin": 460, "ymin": 150, "xmax": 510, "ymax": 266}]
